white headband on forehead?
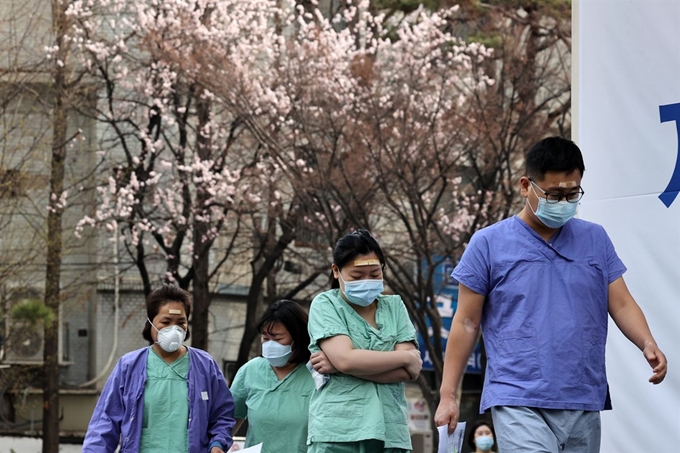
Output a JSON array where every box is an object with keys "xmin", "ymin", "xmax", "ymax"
[
  {"xmin": 558, "ymin": 181, "xmax": 578, "ymax": 188},
  {"xmin": 352, "ymin": 259, "xmax": 381, "ymax": 267}
]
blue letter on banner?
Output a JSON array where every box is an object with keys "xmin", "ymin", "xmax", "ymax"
[{"xmin": 659, "ymin": 103, "xmax": 680, "ymax": 207}]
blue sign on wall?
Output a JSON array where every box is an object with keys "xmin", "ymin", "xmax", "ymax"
[{"xmin": 417, "ymin": 258, "xmax": 481, "ymax": 374}]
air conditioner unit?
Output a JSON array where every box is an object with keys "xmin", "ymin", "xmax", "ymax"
[
  {"xmin": 1, "ymin": 288, "xmax": 48, "ymax": 364},
  {"xmin": 411, "ymin": 431, "xmax": 434, "ymax": 453},
  {"xmin": 4, "ymin": 319, "xmax": 44, "ymax": 363}
]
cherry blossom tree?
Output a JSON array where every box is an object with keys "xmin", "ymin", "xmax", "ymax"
[
  {"xmin": 147, "ymin": 2, "xmax": 500, "ymax": 416},
  {"xmin": 67, "ymin": 0, "xmax": 569, "ymax": 425},
  {"xmin": 67, "ymin": 0, "xmax": 284, "ymax": 349},
  {"xmin": 450, "ymin": 0, "xmax": 572, "ymax": 213},
  {"xmin": 67, "ymin": 0, "xmax": 380, "ymax": 355},
  {"xmin": 404, "ymin": 1, "xmax": 570, "ymax": 416}
]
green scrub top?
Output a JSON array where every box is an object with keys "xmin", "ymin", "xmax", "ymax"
[
  {"xmin": 140, "ymin": 347, "xmax": 190, "ymax": 453},
  {"xmin": 230, "ymin": 357, "xmax": 314, "ymax": 453},
  {"xmin": 307, "ymin": 290, "xmax": 417, "ymax": 449}
]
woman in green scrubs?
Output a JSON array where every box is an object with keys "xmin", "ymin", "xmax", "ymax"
[
  {"xmin": 230, "ymin": 300, "xmax": 314, "ymax": 453},
  {"xmin": 307, "ymin": 229, "xmax": 422, "ymax": 453}
]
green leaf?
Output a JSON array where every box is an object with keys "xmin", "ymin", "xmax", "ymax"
[{"xmin": 9, "ymin": 299, "xmax": 55, "ymax": 325}]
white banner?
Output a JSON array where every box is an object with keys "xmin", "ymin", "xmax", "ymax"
[{"xmin": 574, "ymin": 0, "xmax": 680, "ymax": 451}]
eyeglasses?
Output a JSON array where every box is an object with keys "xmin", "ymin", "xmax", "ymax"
[{"xmin": 530, "ymin": 180, "xmax": 584, "ymax": 204}]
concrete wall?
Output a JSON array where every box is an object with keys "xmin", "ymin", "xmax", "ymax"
[{"xmin": 11, "ymin": 390, "xmax": 99, "ymax": 435}]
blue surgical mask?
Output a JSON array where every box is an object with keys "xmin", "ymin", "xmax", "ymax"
[
  {"xmin": 262, "ymin": 340, "xmax": 293, "ymax": 367},
  {"xmin": 475, "ymin": 435, "xmax": 495, "ymax": 451},
  {"xmin": 529, "ymin": 184, "xmax": 578, "ymax": 228},
  {"xmin": 339, "ymin": 274, "xmax": 384, "ymax": 307}
]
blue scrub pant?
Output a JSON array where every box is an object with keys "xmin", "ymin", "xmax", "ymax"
[{"xmin": 491, "ymin": 406, "xmax": 601, "ymax": 453}]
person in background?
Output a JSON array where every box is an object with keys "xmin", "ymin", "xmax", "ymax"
[
  {"xmin": 229, "ymin": 300, "xmax": 314, "ymax": 453},
  {"xmin": 307, "ymin": 229, "xmax": 422, "ymax": 453},
  {"xmin": 467, "ymin": 420, "xmax": 497, "ymax": 453},
  {"xmin": 83, "ymin": 284, "xmax": 235, "ymax": 452},
  {"xmin": 435, "ymin": 137, "xmax": 667, "ymax": 453}
]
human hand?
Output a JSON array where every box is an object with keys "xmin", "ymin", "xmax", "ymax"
[
  {"xmin": 434, "ymin": 395, "xmax": 459, "ymax": 435},
  {"xmin": 227, "ymin": 444, "xmax": 240, "ymax": 452},
  {"xmin": 643, "ymin": 342, "xmax": 667, "ymax": 384},
  {"xmin": 210, "ymin": 446, "xmax": 225, "ymax": 453},
  {"xmin": 404, "ymin": 349, "xmax": 422, "ymax": 380},
  {"xmin": 310, "ymin": 351, "xmax": 338, "ymax": 374}
]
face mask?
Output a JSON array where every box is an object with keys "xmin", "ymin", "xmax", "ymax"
[
  {"xmin": 262, "ymin": 340, "xmax": 293, "ymax": 367},
  {"xmin": 148, "ymin": 319, "xmax": 186, "ymax": 352},
  {"xmin": 475, "ymin": 435, "xmax": 495, "ymax": 451},
  {"xmin": 528, "ymin": 184, "xmax": 578, "ymax": 229},
  {"xmin": 339, "ymin": 274, "xmax": 384, "ymax": 307}
]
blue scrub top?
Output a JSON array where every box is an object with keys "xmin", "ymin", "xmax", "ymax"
[{"xmin": 453, "ymin": 216, "xmax": 626, "ymax": 412}]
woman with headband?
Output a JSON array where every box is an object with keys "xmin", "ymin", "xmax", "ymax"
[{"xmin": 306, "ymin": 229, "xmax": 422, "ymax": 453}]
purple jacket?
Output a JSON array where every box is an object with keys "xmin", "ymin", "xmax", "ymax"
[{"xmin": 83, "ymin": 346, "xmax": 235, "ymax": 452}]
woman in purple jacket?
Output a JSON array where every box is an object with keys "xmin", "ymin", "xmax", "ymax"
[{"xmin": 83, "ymin": 285, "xmax": 235, "ymax": 452}]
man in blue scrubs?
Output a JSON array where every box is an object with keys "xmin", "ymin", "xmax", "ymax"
[{"xmin": 435, "ymin": 137, "xmax": 667, "ymax": 452}]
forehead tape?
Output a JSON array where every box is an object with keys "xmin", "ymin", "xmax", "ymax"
[
  {"xmin": 558, "ymin": 181, "xmax": 578, "ymax": 188},
  {"xmin": 353, "ymin": 259, "xmax": 381, "ymax": 267},
  {"xmin": 168, "ymin": 309, "xmax": 182, "ymax": 315}
]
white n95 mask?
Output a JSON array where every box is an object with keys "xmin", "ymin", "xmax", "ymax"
[{"xmin": 148, "ymin": 319, "xmax": 186, "ymax": 352}]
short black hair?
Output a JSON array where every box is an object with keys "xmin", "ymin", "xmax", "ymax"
[
  {"xmin": 467, "ymin": 419, "xmax": 497, "ymax": 451},
  {"xmin": 142, "ymin": 284, "xmax": 192, "ymax": 344},
  {"xmin": 257, "ymin": 300, "xmax": 310, "ymax": 364},
  {"xmin": 525, "ymin": 136, "xmax": 585, "ymax": 181},
  {"xmin": 330, "ymin": 229, "xmax": 386, "ymax": 289}
]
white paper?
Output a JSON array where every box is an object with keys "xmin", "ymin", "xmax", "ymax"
[
  {"xmin": 306, "ymin": 360, "xmax": 329, "ymax": 390},
  {"xmin": 234, "ymin": 443, "xmax": 263, "ymax": 453},
  {"xmin": 437, "ymin": 422, "xmax": 466, "ymax": 453}
]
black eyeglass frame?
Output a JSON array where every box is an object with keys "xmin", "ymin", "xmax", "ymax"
[{"xmin": 529, "ymin": 179, "xmax": 585, "ymax": 204}]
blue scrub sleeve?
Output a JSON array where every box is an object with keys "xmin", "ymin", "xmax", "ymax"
[
  {"xmin": 452, "ymin": 232, "xmax": 491, "ymax": 296},
  {"xmin": 600, "ymin": 225, "xmax": 627, "ymax": 283}
]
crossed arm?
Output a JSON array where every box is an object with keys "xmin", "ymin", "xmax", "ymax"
[{"xmin": 310, "ymin": 335, "xmax": 422, "ymax": 383}]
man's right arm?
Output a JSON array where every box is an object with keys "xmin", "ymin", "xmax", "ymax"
[{"xmin": 434, "ymin": 283, "xmax": 485, "ymax": 433}]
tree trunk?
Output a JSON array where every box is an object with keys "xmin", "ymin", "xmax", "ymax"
[
  {"xmin": 191, "ymin": 218, "xmax": 211, "ymax": 350},
  {"xmin": 43, "ymin": 2, "xmax": 69, "ymax": 450},
  {"xmin": 236, "ymin": 222, "xmax": 297, "ymax": 367},
  {"xmin": 236, "ymin": 288, "xmax": 261, "ymax": 369},
  {"xmin": 191, "ymin": 233, "xmax": 211, "ymax": 351},
  {"xmin": 190, "ymin": 81, "xmax": 212, "ymax": 350}
]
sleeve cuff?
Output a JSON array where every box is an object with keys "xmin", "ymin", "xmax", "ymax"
[{"xmin": 209, "ymin": 441, "xmax": 224, "ymax": 451}]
